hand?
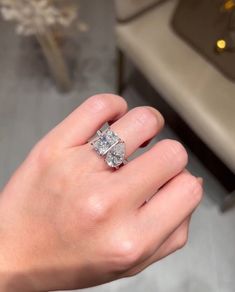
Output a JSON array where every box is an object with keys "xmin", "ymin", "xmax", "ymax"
[{"xmin": 0, "ymin": 94, "xmax": 203, "ymax": 292}]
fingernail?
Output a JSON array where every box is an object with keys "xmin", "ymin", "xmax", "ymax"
[
  {"xmin": 197, "ymin": 177, "xmax": 204, "ymax": 185},
  {"xmin": 146, "ymin": 107, "xmax": 165, "ymax": 128}
]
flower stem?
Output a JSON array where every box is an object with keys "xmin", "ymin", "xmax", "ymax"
[{"xmin": 36, "ymin": 30, "xmax": 72, "ymax": 92}]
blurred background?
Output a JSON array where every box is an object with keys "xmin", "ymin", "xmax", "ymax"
[{"xmin": 0, "ymin": 0, "xmax": 235, "ymax": 291}]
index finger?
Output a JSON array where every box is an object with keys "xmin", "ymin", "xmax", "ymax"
[{"xmin": 43, "ymin": 94, "xmax": 128, "ymax": 149}]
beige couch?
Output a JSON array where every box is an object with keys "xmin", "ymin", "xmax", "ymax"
[
  {"xmin": 115, "ymin": 0, "xmax": 235, "ymax": 176},
  {"xmin": 115, "ymin": 0, "xmax": 235, "ymax": 209},
  {"xmin": 115, "ymin": 0, "xmax": 161, "ymax": 21}
]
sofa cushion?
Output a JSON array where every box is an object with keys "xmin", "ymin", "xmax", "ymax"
[{"xmin": 115, "ymin": 0, "xmax": 163, "ymax": 21}]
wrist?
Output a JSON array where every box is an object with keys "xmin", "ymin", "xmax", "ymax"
[
  {"xmin": 0, "ymin": 273, "xmax": 35, "ymax": 292},
  {"xmin": 0, "ymin": 243, "xmax": 35, "ymax": 292},
  {"xmin": 0, "ymin": 196, "xmax": 36, "ymax": 292}
]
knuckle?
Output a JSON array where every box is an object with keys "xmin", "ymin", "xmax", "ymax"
[
  {"xmin": 125, "ymin": 267, "xmax": 142, "ymax": 277},
  {"xmin": 110, "ymin": 94, "xmax": 128, "ymax": 111},
  {"xmin": 133, "ymin": 107, "xmax": 159, "ymax": 130},
  {"xmin": 175, "ymin": 231, "xmax": 188, "ymax": 250},
  {"xmin": 183, "ymin": 174, "xmax": 204, "ymax": 205},
  {"xmin": 161, "ymin": 139, "xmax": 188, "ymax": 166},
  {"xmin": 87, "ymin": 94, "xmax": 111, "ymax": 112},
  {"xmin": 87, "ymin": 94, "xmax": 127, "ymax": 113},
  {"xmin": 129, "ymin": 270, "xmax": 141, "ymax": 277},
  {"xmin": 84, "ymin": 194, "xmax": 111, "ymax": 223},
  {"xmin": 31, "ymin": 139, "xmax": 58, "ymax": 166},
  {"xmin": 114, "ymin": 239, "xmax": 141, "ymax": 271}
]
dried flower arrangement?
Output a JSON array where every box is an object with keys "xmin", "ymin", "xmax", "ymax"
[
  {"xmin": 0, "ymin": 0, "xmax": 78, "ymax": 91},
  {"xmin": 0, "ymin": 0, "xmax": 77, "ymax": 35}
]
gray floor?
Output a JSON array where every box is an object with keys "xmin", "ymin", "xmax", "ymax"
[{"xmin": 0, "ymin": 1, "xmax": 235, "ymax": 292}]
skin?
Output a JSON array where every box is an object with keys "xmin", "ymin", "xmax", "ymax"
[{"xmin": 0, "ymin": 94, "xmax": 203, "ymax": 292}]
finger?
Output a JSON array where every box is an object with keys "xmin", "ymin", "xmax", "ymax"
[
  {"xmin": 137, "ymin": 173, "xmax": 203, "ymax": 255},
  {"xmin": 44, "ymin": 94, "xmax": 128, "ymax": 148},
  {"xmin": 125, "ymin": 217, "xmax": 191, "ymax": 277},
  {"xmin": 150, "ymin": 216, "xmax": 191, "ymax": 261},
  {"xmin": 110, "ymin": 106, "xmax": 164, "ymax": 158},
  {"xmin": 117, "ymin": 139, "xmax": 188, "ymax": 207}
]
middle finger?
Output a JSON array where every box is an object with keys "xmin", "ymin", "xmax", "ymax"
[{"xmin": 110, "ymin": 106, "xmax": 164, "ymax": 158}]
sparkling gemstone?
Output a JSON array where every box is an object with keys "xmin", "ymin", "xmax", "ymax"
[
  {"xmin": 105, "ymin": 142, "xmax": 125, "ymax": 168},
  {"xmin": 92, "ymin": 129, "xmax": 119, "ymax": 156}
]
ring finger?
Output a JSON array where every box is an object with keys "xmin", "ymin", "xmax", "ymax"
[{"xmin": 110, "ymin": 106, "xmax": 164, "ymax": 158}]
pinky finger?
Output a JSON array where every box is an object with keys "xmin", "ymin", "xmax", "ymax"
[{"xmin": 124, "ymin": 216, "xmax": 191, "ymax": 277}]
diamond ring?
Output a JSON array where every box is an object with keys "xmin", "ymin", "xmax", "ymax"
[{"xmin": 91, "ymin": 127, "xmax": 127, "ymax": 169}]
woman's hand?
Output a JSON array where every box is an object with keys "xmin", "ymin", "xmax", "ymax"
[{"xmin": 0, "ymin": 94, "xmax": 203, "ymax": 292}]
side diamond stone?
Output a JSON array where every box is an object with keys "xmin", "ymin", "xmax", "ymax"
[{"xmin": 105, "ymin": 142, "xmax": 125, "ymax": 168}]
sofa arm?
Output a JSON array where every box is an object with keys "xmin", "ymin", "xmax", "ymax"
[{"xmin": 114, "ymin": 0, "xmax": 164, "ymax": 22}]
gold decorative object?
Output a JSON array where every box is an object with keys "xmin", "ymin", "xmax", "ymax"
[
  {"xmin": 216, "ymin": 39, "xmax": 227, "ymax": 52},
  {"xmin": 0, "ymin": 0, "xmax": 78, "ymax": 92},
  {"xmin": 217, "ymin": 0, "xmax": 235, "ymax": 53},
  {"xmin": 223, "ymin": 0, "xmax": 235, "ymax": 11}
]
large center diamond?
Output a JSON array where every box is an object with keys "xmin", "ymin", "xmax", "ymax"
[
  {"xmin": 92, "ymin": 129, "xmax": 119, "ymax": 156},
  {"xmin": 105, "ymin": 142, "xmax": 125, "ymax": 168},
  {"xmin": 92, "ymin": 128, "xmax": 126, "ymax": 168}
]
